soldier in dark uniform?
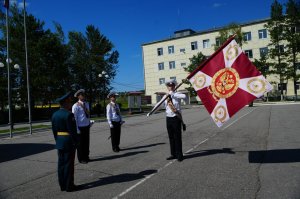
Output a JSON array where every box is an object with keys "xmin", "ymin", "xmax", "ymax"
[{"xmin": 51, "ymin": 92, "xmax": 79, "ymax": 192}]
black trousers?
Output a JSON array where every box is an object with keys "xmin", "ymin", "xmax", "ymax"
[
  {"xmin": 78, "ymin": 125, "xmax": 90, "ymax": 161},
  {"xmin": 110, "ymin": 121, "xmax": 121, "ymax": 150},
  {"xmin": 166, "ymin": 116, "xmax": 183, "ymax": 159},
  {"xmin": 57, "ymin": 149, "xmax": 75, "ymax": 191}
]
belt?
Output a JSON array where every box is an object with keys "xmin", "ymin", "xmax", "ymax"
[{"xmin": 57, "ymin": 132, "xmax": 70, "ymax": 136}]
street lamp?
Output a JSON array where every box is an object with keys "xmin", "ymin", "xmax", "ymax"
[{"xmin": 98, "ymin": 71, "xmax": 109, "ymax": 116}]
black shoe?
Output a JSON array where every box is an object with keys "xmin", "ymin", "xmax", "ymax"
[
  {"xmin": 116, "ymin": 147, "xmax": 121, "ymax": 152},
  {"xmin": 166, "ymin": 156, "xmax": 176, "ymax": 160},
  {"xmin": 60, "ymin": 187, "xmax": 66, "ymax": 191},
  {"xmin": 177, "ymin": 156, "xmax": 184, "ymax": 162},
  {"xmin": 80, "ymin": 160, "xmax": 88, "ymax": 164},
  {"xmin": 113, "ymin": 148, "xmax": 119, "ymax": 152}
]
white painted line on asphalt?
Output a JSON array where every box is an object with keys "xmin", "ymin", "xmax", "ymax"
[
  {"xmin": 112, "ymin": 138, "xmax": 210, "ymax": 199},
  {"xmin": 113, "ymin": 107, "xmax": 257, "ymax": 198},
  {"xmin": 222, "ymin": 107, "xmax": 257, "ymax": 130}
]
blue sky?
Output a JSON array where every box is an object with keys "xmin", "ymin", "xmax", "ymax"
[{"xmin": 14, "ymin": 0, "xmax": 288, "ymax": 92}]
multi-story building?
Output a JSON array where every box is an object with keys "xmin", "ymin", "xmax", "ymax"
[{"xmin": 142, "ymin": 18, "xmax": 300, "ymax": 104}]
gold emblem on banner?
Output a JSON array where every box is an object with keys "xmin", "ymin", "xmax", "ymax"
[
  {"xmin": 225, "ymin": 44, "xmax": 239, "ymax": 61},
  {"xmin": 247, "ymin": 78, "xmax": 266, "ymax": 94},
  {"xmin": 211, "ymin": 68, "xmax": 240, "ymax": 99},
  {"xmin": 192, "ymin": 73, "xmax": 206, "ymax": 90},
  {"xmin": 214, "ymin": 105, "xmax": 227, "ymax": 123}
]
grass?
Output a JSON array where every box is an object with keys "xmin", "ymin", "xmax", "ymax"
[{"xmin": 0, "ymin": 124, "xmax": 51, "ymax": 134}]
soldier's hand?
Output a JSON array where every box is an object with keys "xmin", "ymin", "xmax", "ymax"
[{"xmin": 109, "ymin": 124, "xmax": 114, "ymax": 128}]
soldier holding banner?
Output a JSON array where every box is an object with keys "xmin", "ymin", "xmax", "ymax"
[{"xmin": 164, "ymin": 79, "xmax": 186, "ymax": 162}]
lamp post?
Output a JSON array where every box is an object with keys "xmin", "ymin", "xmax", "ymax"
[
  {"xmin": 98, "ymin": 71, "xmax": 109, "ymax": 116},
  {"xmin": 0, "ymin": 59, "xmax": 19, "ymax": 138}
]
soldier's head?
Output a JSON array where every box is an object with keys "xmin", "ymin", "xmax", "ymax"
[
  {"xmin": 57, "ymin": 92, "xmax": 73, "ymax": 110},
  {"xmin": 74, "ymin": 89, "xmax": 86, "ymax": 101},
  {"xmin": 165, "ymin": 79, "xmax": 177, "ymax": 91},
  {"xmin": 107, "ymin": 92, "xmax": 118, "ymax": 102}
]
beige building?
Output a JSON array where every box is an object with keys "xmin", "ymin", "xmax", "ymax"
[{"xmin": 142, "ymin": 18, "xmax": 299, "ymax": 104}]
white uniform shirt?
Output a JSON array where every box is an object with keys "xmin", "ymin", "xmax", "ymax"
[
  {"xmin": 106, "ymin": 102, "xmax": 122, "ymax": 126},
  {"xmin": 72, "ymin": 100, "xmax": 90, "ymax": 127},
  {"xmin": 164, "ymin": 92, "xmax": 186, "ymax": 117}
]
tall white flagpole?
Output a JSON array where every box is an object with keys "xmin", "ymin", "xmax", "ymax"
[{"xmin": 23, "ymin": 0, "xmax": 32, "ymax": 134}]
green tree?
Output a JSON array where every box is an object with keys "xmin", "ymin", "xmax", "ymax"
[
  {"xmin": 68, "ymin": 25, "xmax": 119, "ymax": 108},
  {"xmin": 265, "ymin": 0, "xmax": 287, "ymax": 100},
  {"xmin": 284, "ymin": 0, "xmax": 300, "ymax": 100},
  {"xmin": 215, "ymin": 23, "xmax": 243, "ymax": 50},
  {"xmin": 184, "ymin": 52, "xmax": 207, "ymax": 96}
]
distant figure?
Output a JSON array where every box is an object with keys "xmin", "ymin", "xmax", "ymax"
[
  {"xmin": 164, "ymin": 79, "xmax": 186, "ymax": 162},
  {"xmin": 72, "ymin": 89, "xmax": 91, "ymax": 164},
  {"xmin": 106, "ymin": 92, "xmax": 125, "ymax": 152},
  {"xmin": 51, "ymin": 92, "xmax": 79, "ymax": 192}
]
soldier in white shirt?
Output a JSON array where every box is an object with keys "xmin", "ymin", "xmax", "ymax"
[
  {"xmin": 72, "ymin": 89, "xmax": 91, "ymax": 163},
  {"xmin": 106, "ymin": 92, "xmax": 124, "ymax": 152},
  {"xmin": 164, "ymin": 80, "xmax": 186, "ymax": 162}
]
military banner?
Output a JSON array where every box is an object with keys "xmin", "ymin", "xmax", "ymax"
[{"xmin": 188, "ymin": 37, "xmax": 273, "ymax": 127}]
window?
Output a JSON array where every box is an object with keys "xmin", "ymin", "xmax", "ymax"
[
  {"xmin": 215, "ymin": 37, "xmax": 221, "ymax": 47},
  {"xmin": 243, "ymin": 32, "xmax": 252, "ymax": 41},
  {"xmin": 157, "ymin": 48, "xmax": 163, "ymax": 56},
  {"xmin": 203, "ymin": 39, "xmax": 210, "ymax": 48},
  {"xmin": 181, "ymin": 62, "xmax": 186, "ymax": 67},
  {"xmin": 159, "ymin": 78, "xmax": 165, "ymax": 85},
  {"xmin": 244, "ymin": 50, "xmax": 253, "ymax": 58},
  {"xmin": 170, "ymin": 76, "xmax": 176, "ymax": 81},
  {"xmin": 180, "ymin": 48, "xmax": 186, "ymax": 53},
  {"xmin": 276, "ymin": 45, "xmax": 285, "ymax": 53},
  {"xmin": 259, "ymin": 47, "xmax": 268, "ymax": 57},
  {"xmin": 258, "ymin": 29, "xmax": 267, "ymax": 39},
  {"xmin": 158, "ymin": 62, "xmax": 164, "ymax": 70},
  {"xmin": 169, "ymin": 61, "xmax": 175, "ymax": 69},
  {"xmin": 168, "ymin": 46, "xmax": 174, "ymax": 54},
  {"xmin": 191, "ymin": 41, "xmax": 198, "ymax": 50}
]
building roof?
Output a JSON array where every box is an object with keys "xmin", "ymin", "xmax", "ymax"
[{"xmin": 141, "ymin": 18, "xmax": 270, "ymax": 46}]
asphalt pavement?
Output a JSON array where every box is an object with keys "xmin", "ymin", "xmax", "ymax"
[{"xmin": 0, "ymin": 103, "xmax": 300, "ymax": 199}]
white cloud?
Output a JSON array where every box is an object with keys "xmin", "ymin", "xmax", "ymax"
[{"xmin": 212, "ymin": 3, "xmax": 225, "ymax": 8}]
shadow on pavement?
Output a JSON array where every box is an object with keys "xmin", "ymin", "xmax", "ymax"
[
  {"xmin": 78, "ymin": 169, "xmax": 157, "ymax": 190},
  {"xmin": 184, "ymin": 148, "xmax": 235, "ymax": 160},
  {"xmin": 249, "ymin": 149, "xmax": 300, "ymax": 163},
  {"xmin": 120, "ymin": 142, "xmax": 166, "ymax": 151},
  {"xmin": 0, "ymin": 143, "xmax": 54, "ymax": 163},
  {"xmin": 89, "ymin": 150, "xmax": 149, "ymax": 162}
]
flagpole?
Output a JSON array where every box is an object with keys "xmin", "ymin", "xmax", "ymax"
[
  {"xmin": 5, "ymin": 5, "xmax": 13, "ymax": 138},
  {"xmin": 23, "ymin": 0, "xmax": 32, "ymax": 134},
  {"xmin": 147, "ymin": 34, "xmax": 237, "ymax": 116}
]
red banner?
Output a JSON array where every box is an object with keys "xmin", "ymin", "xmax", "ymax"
[{"xmin": 189, "ymin": 38, "xmax": 272, "ymax": 127}]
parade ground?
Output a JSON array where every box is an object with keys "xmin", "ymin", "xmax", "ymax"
[{"xmin": 0, "ymin": 103, "xmax": 300, "ymax": 199}]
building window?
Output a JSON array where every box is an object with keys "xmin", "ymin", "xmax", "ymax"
[
  {"xmin": 181, "ymin": 62, "xmax": 186, "ymax": 67},
  {"xmin": 243, "ymin": 32, "xmax": 252, "ymax": 41},
  {"xmin": 203, "ymin": 39, "xmax": 210, "ymax": 48},
  {"xmin": 170, "ymin": 76, "xmax": 176, "ymax": 81},
  {"xmin": 157, "ymin": 48, "xmax": 163, "ymax": 56},
  {"xmin": 169, "ymin": 61, "xmax": 175, "ymax": 69},
  {"xmin": 258, "ymin": 29, "xmax": 267, "ymax": 39},
  {"xmin": 180, "ymin": 48, "xmax": 185, "ymax": 53},
  {"xmin": 276, "ymin": 45, "xmax": 285, "ymax": 53},
  {"xmin": 158, "ymin": 62, "xmax": 164, "ymax": 70},
  {"xmin": 215, "ymin": 37, "xmax": 221, "ymax": 47},
  {"xmin": 159, "ymin": 78, "xmax": 165, "ymax": 85},
  {"xmin": 168, "ymin": 46, "xmax": 174, "ymax": 54},
  {"xmin": 191, "ymin": 41, "xmax": 198, "ymax": 50},
  {"xmin": 259, "ymin": 47, "xmax": 268, "ymax": 57},
  {"xmin": 245, "ymin": 50, "xmax": 253, "ymax": 58}
]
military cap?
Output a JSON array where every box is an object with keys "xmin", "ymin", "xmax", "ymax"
[
  {"xmin": 165, "ymin": 79, "xmax": 177, "ymax": 86},
  {"xmin": 107, "ymin": 91, "xmax": 118, "ymax": 98},
  {"xmin": 74, "ymin": 89, "xmax": 85, "ymax": 97},
  {"xmin": 56, "ymin": 92, "xmax": 72, "ymax": 103}
]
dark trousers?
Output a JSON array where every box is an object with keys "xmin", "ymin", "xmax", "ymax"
[
  {"xmin": 110, "ymin": 121, "xmax": 121, "ymax": 150},
  {"xmin": 166, "ymin": 116, "xmax": 183, "ymax": 159},
  {"xmin": 57, "ymin": 149, "xmax": 75, "ymax": 191},
  {"xmin": 78, "ymin": 125, "xmax": 90, "ymax": 161}
]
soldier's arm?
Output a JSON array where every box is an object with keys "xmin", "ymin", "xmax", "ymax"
[
  {"xmin": 67, "ymin": 113, "xmax": 79, "ymax": 146},
  {"xmin": 51, "ymin": 116, "xmax": 57, "ymax": 140}
]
